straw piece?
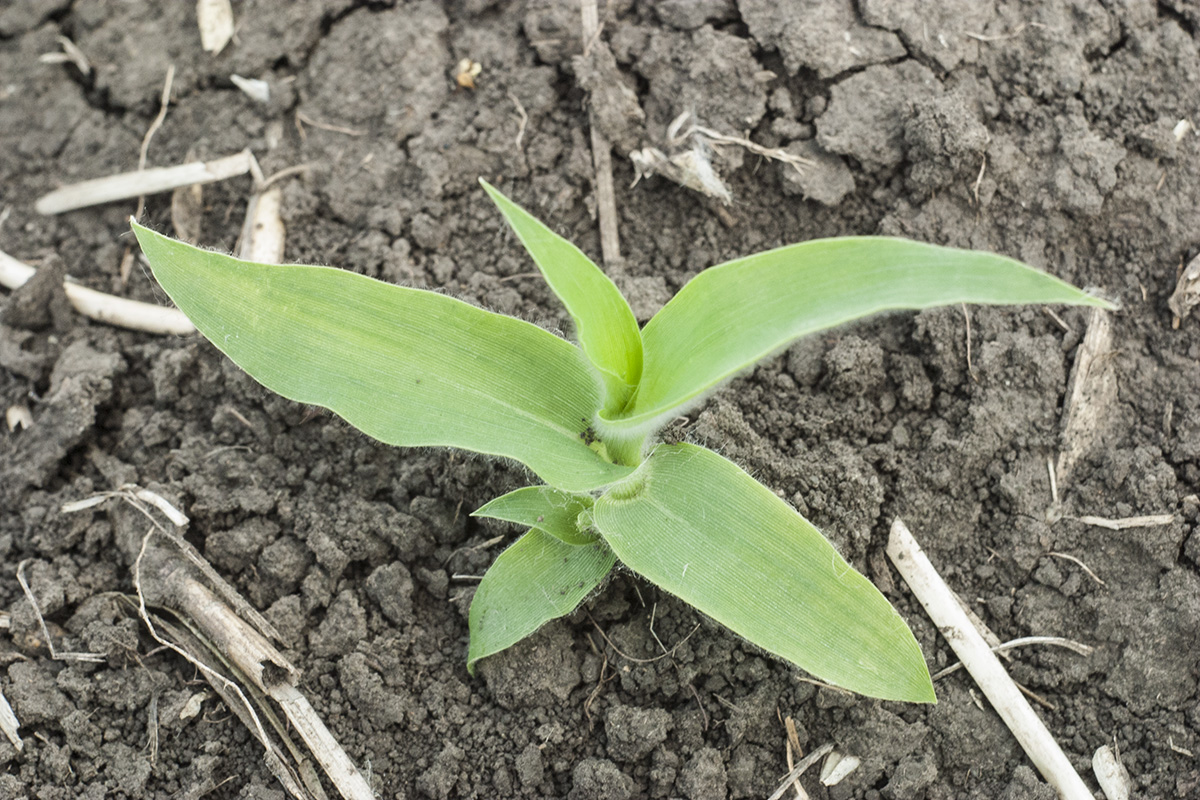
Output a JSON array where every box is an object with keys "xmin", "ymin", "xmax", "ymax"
[
  {"xmin": 36, "ymin": 150, "xmax": 254, "ymax": 215},
  {"xmin": 0, "ymin": 248, "xmax": 195, "ymax": 335},
  {"xmin": 887, "ymin": 519, "xmax": 1093, "ymax": 800}
]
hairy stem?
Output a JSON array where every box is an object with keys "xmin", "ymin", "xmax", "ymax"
[{"xmin": 597, "ymin": 428, "xmax": 646, "ymax": 468}]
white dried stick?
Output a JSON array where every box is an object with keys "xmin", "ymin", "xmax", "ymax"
[
  {"xmin": 887, "ymin": 519, "xmax": 1092, "ymax": 800},
  {"xmin": 238, "ymin": 185, "xmax": 285, "ymax": 264},
  {"xmin": 36, "ymin": 149, "xmax": 254, "ymax": 215},
  {"xmin": 0, "ymin": 688, "xmax": 22, "ymax": 752},
  {"xmin": 0, "ymin": 249, "xmax": 195, "ymax": 335}
]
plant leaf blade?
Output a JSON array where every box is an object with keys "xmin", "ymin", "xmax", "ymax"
[
  {"xmin": 613, "ymin": 237, "xmax": 1113, "ymax": 430},
  {"xmin": 474, "ymin": 486, "xmax": 596, "ymax": 546},
  {"xmin": 468, "ymin": 528, "xmax": 616, "ymax": 673},
  {"xmin": 593, "ymin": 443, "xmax": 935, "ymax": 703},
  {"xmin": 481, "ymin": 180, "xmax": 642, "ymax": 412},
  {"xmin": 132, "ymin": 222, "xmax": 632, "ymax": 492}
]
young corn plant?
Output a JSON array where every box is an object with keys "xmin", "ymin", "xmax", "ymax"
[{"xmin": 132, "ymin": 181, "xmax": 1110, "ymax": 703}]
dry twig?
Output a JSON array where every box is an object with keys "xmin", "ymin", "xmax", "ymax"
[
  {"xmin": 38, "ymin": 35, "xmax": 92, "ymax": 75},
  {"xmin": 971, "ymin": 154, "xmax": 987, "ymax": 205},
  {"xmin": 887, "ymin": 519, "xmax": 1092, "ymax": 800},
  {"xmin": 782, "ymin": 716, "xmax": 809, "ymax": 800},
  {"xmin": 1074, "ymin": 513, "xmax": 1174, "ymax": 530},
  {"xmin": 766, "ymin": 743, "xmax": 834, "ymax": 800},
  {"xmin": 507, "ymin": 91, "xmax": 528, "ymax": 152},
  {"xmin": 930, "ymin": 635, "xmax": 1095, "ymax": 680},
  {"xmin": 135, "ymin": 65, "xmax": 177, "ymax": 221},
  {"xmin": 294, "ymin": 111, "xmax": 366, "ymax": 138},
  {"xmin": 579, "ymin": 0, "xmax": 621, "ymax": 267},
  {"xmin": 962, "ymin": 303, "xmax": 977, "ymax": 382},
  {"xmin": 132, "ymin": 565, "xmax": 308, "ymax": 798},
  {"xmin": 1047, "ymin": 551, "xmax": 1106, "ymax": 587},
  {"xmin": 37, "ymin": 150, "xmax": 256, "ymax": 215},
  {"xmin": 0, "ymin": 248, "xmax": 195, "ymax": 334},
  {"xmin": 87, "ymin": 487, "xmax": 376, "ymax": 800},
  {"xmin": 674, "ymin": 117, "xmax": 813, "ymax": 175},
  {"xmin": 1046, "ymin": 456, "xmax": 1059, "ymax": 505},
  {"xmin": 16, "ymin": 560, "xmax": 105, "ymax": 663}
]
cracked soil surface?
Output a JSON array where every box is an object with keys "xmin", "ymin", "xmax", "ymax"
[{"xmin": 2, "ymin": 0, "xmax": 1200, "ymax": 797}]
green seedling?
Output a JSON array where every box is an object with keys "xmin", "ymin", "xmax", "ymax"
[{"xmin": 131, "ymin": 181, "xmax": 1111, "ymax": 703}]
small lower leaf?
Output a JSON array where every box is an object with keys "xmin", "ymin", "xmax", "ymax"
[
  {"xmin": 468, "ymin": 528, "xmax": 616, "ymax": 674},
  {"xmin": 473, "ymin": 486, "xmax": 596, "ymax": 546},
  {"xmin": 592, "ymin": 444, "xmax": 935, "ymax": 703}
]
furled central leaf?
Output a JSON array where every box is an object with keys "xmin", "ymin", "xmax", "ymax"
[
  {"xmin": 481, "ymin": 180, "xmax": 642, "ymax": 414},
  {"xmin": 132, "ymin": 223, "xmax": 633, "ymax": 492},
  {"xmin": 607, "ymin": 237, "xmax": 1113, "ymax": 432},
  {"xmin": 592, "ymin": 443, "xmax": 935, "ymax": 703}
]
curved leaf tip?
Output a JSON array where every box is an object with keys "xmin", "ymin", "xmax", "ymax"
[{"xmin": 613, "ymin": 236, "xmax": 1112, "ymax": 433}]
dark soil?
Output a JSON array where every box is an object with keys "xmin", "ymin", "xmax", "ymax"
[{"xmin": 3, "ymin": 1, "xmax": 1199, "ymax": 798}]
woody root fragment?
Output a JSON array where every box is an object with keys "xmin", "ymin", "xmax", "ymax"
[
  {"xmin": 887, "ymin": 519, "xmax": 1094, "ymax": 800},
  {"xmin": 6, "ymin": 148, "xmax": 292, "ymax": 335},
  {"xmin": 630, "ymin": 111, "xmax": 813, "ymax": 204},
  {"xmin": 64, "ymin": 487, "xmax": 375, "ymax": 800},
  {"xmin": 0, "ymin": 249, "xmax": 195, "ymax": 335}
]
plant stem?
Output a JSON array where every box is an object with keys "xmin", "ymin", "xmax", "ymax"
[{"xmin": 600, "ymin": 429, "xmax": 646, "ymax": 468}]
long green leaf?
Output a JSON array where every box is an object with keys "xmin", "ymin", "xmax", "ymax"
[
  {"xmin": 468, "ymin": 528, "xmax": 616, "ymax": 673},
  {"xmin": 132, "ymin": 223, "xmax": 633, "ymax": 492},
  {"xmin": 481, "ymin": 180, "xmax": 642, "ymax": 413},
  {"xmin": 607, "ymin": 237, "xmax": 1113, "ymax": 432},
  {"xmin": 474, "ymin": 486, "xmax": 596, "ymax": 546},
  {"xmin": 593, "ymin": 443, "xmax": 935, "ymax": 703}
]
